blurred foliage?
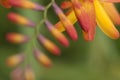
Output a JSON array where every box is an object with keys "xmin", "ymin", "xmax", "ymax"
[{"xmin": 0, "ymin": 0, "xmax": 120, "ymax": 80}]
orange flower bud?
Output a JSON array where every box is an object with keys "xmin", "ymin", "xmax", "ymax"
[
  {"xmin": 38, "ymin": 34, "xmax": 61, "ymax": 56},
  {"xmin": 6, "ymin": 53, "xmax": 25, "ymax": 67},
  {"xmin": 24, "ymin": 66, "xmax": 35, "ymax": 80},
  {"xmin": 52, "ymin": 2, "xmax": 78, "ymax": 41},
  {"xmin": 45, "ymin": 20, "xmax": 69, "ymax": 47},
  {"xmin": 9, "ymin": 0, "xmax": 44, "ymax": 10},
  {"xmin": 34, "ymin": 49, "xmax": 52, "ymax": 67},
  {"xmin": 8, "ymin": 12, "xmax": 36, "ymax": 27},
  {"xmin": 6, "ymin": 33, "xmax": 29, "ymax": 44}
]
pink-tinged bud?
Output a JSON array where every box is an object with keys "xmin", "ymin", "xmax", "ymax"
[
  {"xmin": 34, "ymin": 49, "xmax": 52, "ymax": 67},
  {"xmin": 11, "ymin": 67, "xmax": 24, "ymax": 80},
  {"xmin": 0, "ymin": 0, "xmax": 11, "ymax": 8},
  {"xmin": 71, "ymin": 0, "xmax": 96, "ymax": 33},
  {"xmin": 60, "ymin": 1, "xmax": 72, "ymax": 9},
  {"xmin": 6, "ymin": 53, "xmax": 25, "ymax": 67},
  {"xmin": 6, "ymin": 33, "xmax": 29, "ymax": 44},
  {"xmin": 38, "ymin": 34, "xmax": 61, "ymax": 56},
  {"xmin": 45, "ymin": 20, "xmax": 69, "ymax": 47},
  {"xmin": 8, "ymin": 12, "xmax": 36, "ymax": 27},
  {"xmin": 52, "ymin": 2, "xmax": 78, "ymax": 41},
  {"xmin": 24, "ymin": 66, "xmax": 35, "ymax": 80},
  {"xmin": 9, "ymin": 0, "xmax": 45, "ymax": 10}
]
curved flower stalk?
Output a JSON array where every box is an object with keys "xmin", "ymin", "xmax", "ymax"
[
  {"xmin": 0, "ymin": 0, "xmax": 120, "ymax": 80},
  {"xmin": 55, "ymin": 0, "xmax": 120, "ymax": 40},
  {"xmin": 1, "ymin": 0, "xmax": 78, "ymax": 79}
]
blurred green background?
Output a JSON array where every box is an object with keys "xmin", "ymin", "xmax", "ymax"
[{"xmin": 1, "ymin": 0, "xmax": 120, "ymax": 80}]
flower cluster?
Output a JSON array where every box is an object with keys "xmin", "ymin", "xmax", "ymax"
[
  {"xmin": 0, "ymin": 0, "xmax": 120, "ymax": 80},
  {"xmin": 56, "ymin": 0, "xmax": 120, "ymax": 40}
]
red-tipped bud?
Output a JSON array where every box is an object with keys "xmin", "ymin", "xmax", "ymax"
[
  {"xmin": 38, "ymin": 34, "xmax": 61, "ymax": 56},
  {"xmin": 34, "ymin": 49, "xmax": 52, "ymax": 67},
  {"xmin": 6, "ymin": 33, "xmax": 29, "ymax": 44},
  {"xmin": 6, "ymin": 53, "xmax": 25, "ymax": 67},
  {"xmin": 9, "ymin": 0, "xmax": 45, "ymax": 10},
  {"xmin": 52, "ymin": 2, "xmax": 78, "ymax": 41},
  {"xmin": 45, "ymin": 20, "xmax": 69, "ymax": 47},
  {"xmin": 24, "ymin": 66, "xmax": 35, "ymax": 80},
  {"xmin": 8, "ymin": 12, "xmax": 36, "ymax": 27}
]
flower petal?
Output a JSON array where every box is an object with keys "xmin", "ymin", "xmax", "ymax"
[
  {"xmin": 53, "ymin": 2, "xmax": 78, "ymax": 41},
  {"xmin": 72, "ymin": 0, "xmax": 96, "ymax": 32},
  {"xmin": 82, "ymin": 26, "xmax": 96, "ymax": 41},
  {"xmin": 102, "ymin": 2, "xmax": 120, "ymax": 25},
  {"xmin": 94, "ymin": 0, "xmax": 119, "ymax": 39},
  {"xmin": 101, "ymin": 0, "xmax": 120, "ymax": 3},
  {"xmin": 55, "ymin": 10, "xmax": 77, "ymax": 32}
]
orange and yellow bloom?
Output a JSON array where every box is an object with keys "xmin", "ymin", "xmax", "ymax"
[
  {"xmin": 55, "ymin": 0, "xmax": 120, "ymax": 40},
  {"xmin": 1, "ymin": 0, "xmax": 120, "ymax": 79}
]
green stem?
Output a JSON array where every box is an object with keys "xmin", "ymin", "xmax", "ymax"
[{"xmin": 17, "ymin": 0, "xmax": 55, "ymax": 66}]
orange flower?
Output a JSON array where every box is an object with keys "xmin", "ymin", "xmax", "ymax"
[{"xmin": 55, "ymin": 0, "xmax": 120, "ymax": 40}]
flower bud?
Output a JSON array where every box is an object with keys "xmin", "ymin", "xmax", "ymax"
[
  {"xmin": 6, "ymin": 33, "xmax": 29, "ymax": 44},
  {"xmin": 11, "ymin": 67, "xmax": 24, "ymax": 80},
  {"xmin": 24, "ymin": 66, "xmax": 35, "ymax": 80},
  {"xmin": 34, "ymin": 49, "xmax": 52, "ymax": 67},
  {"xmin": 6, "ymin": 53, "xmax": 25, "ymax": 67},
  {"xmin": 45, "ymin": 20, "xmax": 69, "ymax": 47},
  {"xmin": 52, "ymin": 2, "xmax": 78, "ymax": 41},
  {"xmin": 9, "ymin": 0, "xmax": 45, "ymax": 10},
  {"xmin": 38, "ymin": 34, "xmax": 61, "ymax": 56},
  {"xmin": 8, "ymin": 12, "xmax": 36, "ymax": 27}
]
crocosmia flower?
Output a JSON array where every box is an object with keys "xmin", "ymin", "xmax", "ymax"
[{"xmin": 55, "ymin": 0, "xmax": 120, "ymax": 41}]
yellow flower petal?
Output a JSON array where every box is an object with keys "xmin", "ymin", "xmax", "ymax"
[
  {"xmin": 94, "ymin": 0, "xmax": 119, "ymax": 39},
  {"xmin": 102, "ymin": 2, "xmax": 120, "ymax": 25}
]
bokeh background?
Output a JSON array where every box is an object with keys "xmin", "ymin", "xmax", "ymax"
[{"xmin": 1, "ymin": 0, "xmax": 120, "ymax": 80}]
